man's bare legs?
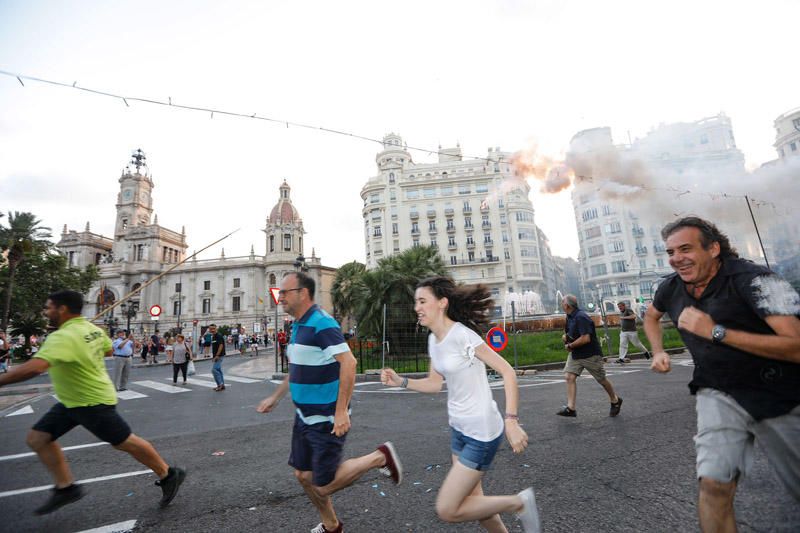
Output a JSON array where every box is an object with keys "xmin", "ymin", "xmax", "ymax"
[
  {"xmin": 597, "ymin": 378, "xmax": 620, "ymax": 404},
  {"xmin": 698, "ymin": 477, "xmax": 737, "ymax": 533},
  {"xmin": 26, "ymin": 430, "xmax": 73, "ymax": 488},
  {"xmin": 114, "ymin": 434, "xmax": 169, "ymax": 478},
  {"xmin": 296, "ymin": 470, "xmax": 339, "ymax": 530},
  {"xmin": 564, "ymin": 372, "xmax": 577, "ymax": 410}
]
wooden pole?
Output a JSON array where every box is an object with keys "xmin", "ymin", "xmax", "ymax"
[{"xmin": 92, "ymin": 228, "xmax": 240, "ymax": 321}]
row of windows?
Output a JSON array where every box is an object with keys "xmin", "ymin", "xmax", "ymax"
[
  {"xmin": 580, "ymin": 205, "xmax": 616, "ymax": 222},
  {"xmin": 268, "ymin": 234, "xmax": 300, "ymax": 253},
  {"xmin": 587, "ymin": 259, "xmax": 666, "ymax": 278},
  {"xmin": 172, "ymin": 295, "xmax": 243, "ymax": 316}
]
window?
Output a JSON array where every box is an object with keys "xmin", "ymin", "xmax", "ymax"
[
  {"xmin": 405, "ymin": 189, "xmax": 420, "ymax": 200},
  {"xmin": 412, "ymin": 238, "xmax": 420, "ymax": 248},
  {"xmin": 122, "ymin": 219, "xmax": 128, "ymax": 230},
  {"xmin": 700, "ymin": 134, "xmax": 709, "ymax": 145},
  {"xmin": 392, "ymin": 223, "xmax": 398, "ymax": 235},
  {"xmin": 68, "ymin": 251, "xmax": 75, "ymax": 266},
  {"xmin": 617, "ymin": 282, "xmax": 630, "ymax": 295},
  {"xmin": 483, "ymin": 233, "xmax": 492, "ymax": 243},
  {"xmin": 389, "ymin": 189, "xmax": 397, "ymax": 201},
  {"xmin": 203, "ymin": 280, "xmax": 211, "ymax": 290},
  {"xmin": 640, "ymin": 280, "xmax": 654, "ymax": 294},
  {"xmin": 450, "ymin": 255, "xmax": 457, "ymax": 265},
  {"xmin": 500, "ymin": 214, "xmax": 507, "ymax": 225},
  {"xmin": 441, "ymin": 184, "xmax": 453, "ymax": 196},
  {"xmin": 393, "ymin": 240, "xmax": 400, "ymax": 253},
  {"xmin": 411, "ymin": 222, "xmax": 419, "ymax": 233},
  {"xmin": 588, "ymin": 244, "xmax": 604, "ymax": 257},
  {"xmin": 584, "ymin": 226, "xmax": 601, "ymax": 239},
  {"xmin": 657, "ymin": 258, "xmax": 665, "ymax": 268},
  {"xmin": 520, "ymin": 246, "xmax": 537, "ymax": 257},
  {"xmin": 429, "ymin": 220, "xmax": 436, "ymax": 231},
  {"xmin": 476, "ymin": 182, "xmax": 489, "ymax": 193},
  {"xmin": 136, "ymin": 245, "xmax": 144, "ymax": 261},
  {"xmin": 446, "ymin": 220, "xmax": 455, "ymax": 230},
  {"xmin": 269, "ymin": 235, "xmax": 274, "ymax": 252},
  {"xmin": 608, "ymin": 241, "xmax": 625, "ymax": 253},
  {"xmin": 458, "ymin": 184, "xmax": 471, "ymax": 195},
  {"xmin": 582, "ymin": 207, "xmax": 598, "ymax": 221},
  {"xmin": 605, "ymin": 221, "xmax": 622, "ymax": 234},
  {"xmin": 175, "ymin": 283, "xmax": 182, "ymax": 292},
  {"xmin": 791, "ymin": 142, "xmax": 798, "ymax": 152},
  {"xmin": 430, "ymin": 238, "xmax": 437, "ymax": 248},
  {"xmin": 423, "ymin": 187, "xmax": 436, "ymax": 199},
  {"xmin": 448, "ymin": 236, "xmax": 456, "ymax": 246},
  {"xmin": 466, "ymin": 236, "xmax": 475, "ymax": 245},
  {"xmin": 504, "ymin": 249, "xmax": 511, "ymax": 260},
  {"xmin": 232, "ymin": 296, "xmax": 241, "ymax": 312},
  {"xmin": 233, "ymin": 278, "xmax": 240, "ymax": 288},
  {"xmin": 639, "ymin": 259, "xmax": 647, "ymax": 269},
  {"xmin": 518, "ymin": 229, "xmax": 536, "ymax": 240},
  {"xmin": 95, "ymin": 253, "xmax": 101, "ymax": 265},
  {"xmin": 373, "ymin": 225, "xmax": 382, "ymax": 237},
  {"xmin": 283, "ymin": 234, "xmax": 292, "ymax": 251},
  {"xmin": 522, "ymin": 262, "xmax": 541, "ymax": 276},
  {"xmin": 515, "ymin": 212, "xmax": 534, "ymax": 223},
  {"xmin": 173, "ymin": 301, "xmax": 181, "ymax": 316},
  {"xmin": 502, "ymin": 231, "xmax": 509, "ymax": 243},
  {"xmin": 389, "ymin": 172, "xmax": 395, "ymax": 184},
  {"xmin": 612, "ymin": 260, "xmax": 627, "ymax": 273},
  {"xmin": 370, "ymin": 193, "xmax": 381, "ymax": 204},
  {"xmin": 468, "ymin": 251, "xmax": 475, "ymax": 261},
  {"xmin": 591, "ymin": 264, "xmax": 608, "ymax": 276},
  {"xmin": 465, "ymin": 217, "xmax": 473, "ymax": 228},
  {"xmin": 202, "ymin": 298, "xmax": 211, "ymax": 314},
  {"xmin": 601, "ymin": 205, "xmax": 615, "ymax": 216},
  {"xmin": 390, "ymin": 206, "xmax": 397, "ymax": 218}
]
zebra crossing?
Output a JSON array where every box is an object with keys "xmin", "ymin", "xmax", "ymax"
[{"xmin": 3, "ymin": 373, "xmax": 265, "ymax": 417}]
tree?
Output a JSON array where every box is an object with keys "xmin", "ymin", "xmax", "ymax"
[
  {"xmin": 331, "ymin": 261, "xmax": 366, "ymax": 324},
  {"xmin": 9, "ymin": 312, "xmax": 47, "ymax": 355},
  {"xmin": 0, "ymin": 212, "xmax": 52, "ymax": 331}
]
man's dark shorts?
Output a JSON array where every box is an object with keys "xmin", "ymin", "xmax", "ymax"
[
  {"xmin": 32, "ymin": 403, "xmax": 132, "ymax": 446},
  {"xmin": 288, "ymin": 416, "xmax": 346, "ymax": 487}
]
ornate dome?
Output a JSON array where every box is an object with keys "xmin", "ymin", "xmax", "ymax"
[{"xmin": 268, "ymin": 180, "xmax": 301, "ymax": 224}]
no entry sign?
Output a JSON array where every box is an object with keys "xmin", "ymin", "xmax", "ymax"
[
  {"xmin": 149, "ymin": 304, "xmax": 162, "ymax": 317},
  {"xmin": 486, "ymin": 326, "xmax": 508, "ymax": 352}
]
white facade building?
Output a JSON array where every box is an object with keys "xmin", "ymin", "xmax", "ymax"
[
  {"xmin": 569, "ymin": 115, "xmax": 746, "ymax": 311},
  {"xmin": 774, "ymin": 107, "xmax": 800, "ymax": 159},
  {"xmin": 360, "ymin": 134, "xmax": 546, "ymax": 313},
  {"xmin": 57, "ymin": 151, "xmax": 336, "ymax": 338}
]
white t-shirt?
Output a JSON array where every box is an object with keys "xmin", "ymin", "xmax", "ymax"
[{"xmin": 429, "ymin": 322, "xmax": 504, "ymax": 442}]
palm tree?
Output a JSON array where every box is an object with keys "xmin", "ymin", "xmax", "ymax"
[
  {"xmin": 1, "ymin": 212, "xmax": 52, "ymax": 331},
  {"xmin": 331, "ymin": 261, "xmax": 366, "ymax": 325},
  {"xmin": 9, "ymin": 312, "xmax": 47, "ymax": 354}
]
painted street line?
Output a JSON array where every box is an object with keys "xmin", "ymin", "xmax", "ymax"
[
  {"xmin": 0, "ymin": 442, "xmax": 109, "ymax": 463},
  {"xmin": 163, "ymin": 377, "xmax": 218, "ymax": 388},
  {"xmin": 0, "ymin": 469, "xmax": 151, "ymax": 498},
  {"xmin": 132, "ymin": 380, "xmax": 190, "ymax": 394},
  {"xmin": 74, "ymin": 519, "xmax": 137, "ymax": 533},
  {"xmin": 5, "ymin": 405, "xmax": 34, "ymax": 417},
  {"xmin": 197, "ymin": 373, "xmax": 260, "ymax": 383},
  {"xmin": 117, "ymin": 390, "xmax": 148, "ymax": 400}
]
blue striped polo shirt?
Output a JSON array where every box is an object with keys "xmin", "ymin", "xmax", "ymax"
[{"xmin": 288, "ymin": 304, "xmax": 350, "ymax": 426}]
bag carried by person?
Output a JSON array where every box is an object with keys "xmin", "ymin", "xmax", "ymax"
[{"xmin": 187, "ymin": 360, "xmax": 196, "ymax": 376}]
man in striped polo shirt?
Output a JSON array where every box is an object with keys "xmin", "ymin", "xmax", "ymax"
[{"xmin": 258, "ymin": 272, "xmax": 402, "ymax": 533}]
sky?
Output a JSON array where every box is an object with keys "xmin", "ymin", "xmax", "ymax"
[{"xmin": 1, "ymin": 0, "xmax": 798, "ymax": 267}]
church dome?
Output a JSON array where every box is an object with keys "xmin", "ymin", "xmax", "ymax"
[{"xmin": 268, "ymin": 180, "xmax": 301, "ymax": 224}]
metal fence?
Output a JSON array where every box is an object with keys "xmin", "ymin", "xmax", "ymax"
[{"xmin": 349, "ymin": 303, "xmax": 430, "ymax": 373}]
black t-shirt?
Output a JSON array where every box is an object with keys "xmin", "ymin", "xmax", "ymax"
[
  {"xmin": 652, "ymin": 257, "xmax": 800, "ymax": 420},
  {"xmin": 620, "ymin": 308, "xmax": 637, "ymax": 332},
  {"xmin": 565, "ymin": 309, "xmax": 602, "ymax": 359},
  {"xmin": 211, "ymin": 333, "xmax": 226, "ymax": 356}
]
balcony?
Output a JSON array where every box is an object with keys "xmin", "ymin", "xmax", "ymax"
[
  {"xmin": 411, "ymin": 228, "xmax": 421, "ymax": 236},
  {"xmin": 466, "ymin": 241, "xmax": 476, "ymax": 250},
  {"xmin": 653, "ymin": 244, "xmax": 666, "ymax": 253},
  {"xmin": 463, "ymin": 206, "xmax": 472, "ymax": 214},
  {"xmin": 464, "ymin": 223, "xmax": 474, "ymax": 231},
  {"xmin": 484, "ymin": 238, "xmax": 494, "ymax": 245},
  {"xmin": 445, "ymin": 208, "xmax": 454, "ymax": 216},
  {"xmin": 632, "ymin": 227, "xmax": 644, "ymax": 237},
  {"xmin": 448, "ymin": 243, "xmax": 457, "ymax": 250},
  {"xmin": 482, "ymin": 221, "xmax": 491, "ymax": 229},
  {"xmin": 480, "ymin": 203, "xmax": 489, "ymax": 212},
  {"xmin": 427, "ymin": 209, "xmax": 437, "ymax": 218},
  {"xmin": 428, "ymin": 228, "xmax": 438, "ymax": 235},
  {"xmin": 635, "ymin": 246, "xmax": 648, "ymax": 256},
  {"xmin": 446, "ymin": 225, "xmax": 456, "ymax": 234},
  {"xmin": 410, "ymin": 211, "xmax": 419, "ymax": 219}
]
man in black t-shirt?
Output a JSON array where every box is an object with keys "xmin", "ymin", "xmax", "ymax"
[
  {"xmin": 557, "ymin": 294, "xmax": 623, "ymax": 418},
  {"xmin": 616, "ymin": 302, "xmax": 651, "ymax": 364},
  {"xmin": 208, "ymin": 324, "xmax": 226, "ymax": 391},
  {"xmin": 645, "ymin": 217, "xmax": 800, "ymax": 531}
]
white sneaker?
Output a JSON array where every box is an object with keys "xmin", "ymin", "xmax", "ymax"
[{"xmin": 517, "ymin": 487, "xmax": 541, "ymax": 533}]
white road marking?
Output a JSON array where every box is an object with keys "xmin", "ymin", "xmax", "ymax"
[
  {"xmin": 0, "ymin": 469, "xmax": 151, "ymax": 498},
  {"xmin": 117, "ymin": 390, "xmax": 148, "ymax": 400},
  {"xmin": 74, "ymin": 519, "xmax": 137, "ymax": 533},
  {"xmin": 0, "ymin": 442, "xmax": 109, "ymax": 462},
  {"xmin": 132, "ymin": 380, "xmax": 189, "ymax": 394},
  {"xmin": 5, "ymin": 405, "xmax": 34, "ymax": 416},
  {"xmin": 198, "ymin": 373, "xmax": 260, "ymax": 383},
  {"xmin": 163, "ymin": 377, "xmax": 219, "ymax": 388}
]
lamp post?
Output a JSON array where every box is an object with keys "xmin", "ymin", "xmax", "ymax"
[
  {"xmin": 120, "ymin": 301, "xmax": 138, "ymax": 334},
  {"xmin": 294, "ymin": 254, "xmax": 309, "ymax": 272},
  {"xmin": 595, "ymin": 284, "xmax": 612, "ymax": 358}
]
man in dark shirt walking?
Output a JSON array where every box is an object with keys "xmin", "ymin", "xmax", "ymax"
[
  {"xmin": 616, "ymin": 301, "xmax": 651, "ymax": 364},
  {"xmin": 208, "ymin": 324, "xmax": 226, "ymax": 391},
  {"xmin": 557, "ymin": 294, "xmax": 623, "ymax": 417},
  {"xmin": 645, "ymin": 216, "xmax": 800, "ymax": 532}
]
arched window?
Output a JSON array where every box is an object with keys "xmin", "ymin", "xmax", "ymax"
[
  {"xmin": 269, "ymin": 274, "xmax": 276, "ymax": 287},
  {"xmin": 97, "ymin": 289, "xmax": 116, "ymax": 310}
]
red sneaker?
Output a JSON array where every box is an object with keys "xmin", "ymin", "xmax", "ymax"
[
  {"xmin": 377, "ymin": 441, "xmax": 403, "ymax": 485},
  {"xmin": 310, "ymin": 521, "xmax": 343, "ymax": 533}
]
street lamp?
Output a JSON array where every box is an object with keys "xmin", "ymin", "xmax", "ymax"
[
  {"xmin": 120, "ymin": 301, "xmax": 138, "ymax": 334},
  {"xmin": 294, "ymin": 254, "xmax": 309, "ymax": 272},
  {"xmin": 104, "ymin": 314, "xmax": 119, "ymax": 336}
]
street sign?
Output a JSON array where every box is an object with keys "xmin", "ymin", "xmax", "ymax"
[
  {"xmin": 149, "ymin": 304, "xmax": 162, "ymax": 317},
  {"xmin": 269, "ymin": 287, "xmax": 281, "ymax": 305},
  {"xmin": 486, "ymin": 326, "xmax": 508, "ymax": 352},
  {"xmin": 254, "ymin": 322, "xmax": 261, "ymax": 333}
]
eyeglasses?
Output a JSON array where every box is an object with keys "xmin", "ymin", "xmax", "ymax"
[{"xmin": 278, "ymin": 288, "xmax": 303, "ymax": 297}]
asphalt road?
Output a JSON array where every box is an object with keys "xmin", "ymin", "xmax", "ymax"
[{"xmin": 1, "ymin": 354, "xmax": 798, "ymax": 533}]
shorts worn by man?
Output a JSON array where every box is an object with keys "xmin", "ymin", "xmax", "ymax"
[
  {"xmin": 0, "ymin": 290, "xmax": 185, "ymax": 515},
  {"xmin": 645, "ymin": 217, "xmax": 800, "ymax": 532},
  {"xmin": 257, "ymin": 272, "xmax": 401, "ymax": 533},
  {"xmin": 557, "ymin": 294, "xmax": 623, "ymax": 417},
  {"xmin": 617, "ymin": 302, "xmax": 651, "ymax": 363}
]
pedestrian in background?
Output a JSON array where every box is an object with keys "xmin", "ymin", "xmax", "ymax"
[
  {"xmin": 148, "ymin": 338, "xmax": 159, "ymax": 365},
  {"xmin": 111, "ymin": 330, "xmax": 134, "ymax": 391},
  {"xmin": 171, "ymin": 334, "xmax": 192, "ymax": 385},
  {"xmin": 616, "ymin": 301, "xmax": 651, "ymax": 364},
  {"xmin": 209, "ymin": 324, "xmax": 226, "ymax": 391}
]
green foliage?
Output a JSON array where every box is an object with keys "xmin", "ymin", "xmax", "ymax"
[
  {"xmin": 331, "ymin": 261, "xmax": 366, "ymax": 322},
  {"xmin": 9, "ymin": 312, "xmax": 47, "ymax": 350},
  {"xmin": 217, "ymin": 325, "xmax": 231, "ymax": 336}
]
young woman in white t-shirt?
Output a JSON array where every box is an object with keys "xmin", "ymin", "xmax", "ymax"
[{"xmin": 381, "ymin": 276, "xmax": 540, "ymax": 533}]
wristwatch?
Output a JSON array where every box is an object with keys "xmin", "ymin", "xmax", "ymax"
[{"xmin": 711, "ymin": 324, "xmax": 727, "ymax": 344}]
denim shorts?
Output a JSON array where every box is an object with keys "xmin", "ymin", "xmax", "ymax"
[{"xmin": 450, "ymin": 427, "xmax": 503, "ymax": 471}]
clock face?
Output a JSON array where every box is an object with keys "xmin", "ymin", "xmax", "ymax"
[{"xmin": 122, "ymin": 189, "xmax": 133, "ymax": 201}]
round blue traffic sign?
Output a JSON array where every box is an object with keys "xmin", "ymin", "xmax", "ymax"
[{"xmin": 486, "ymin": 327, "xmax": 508, "ymax": 352}]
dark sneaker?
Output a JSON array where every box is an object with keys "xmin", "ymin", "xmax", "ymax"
[
  {"xmin": 155, "ymin": 466, "xmax": 186, "ymax": 507},
  {"xmin": 556, "ymin": 406, "xmax": 577, "ymax": 417},
  {"xmin": 311, "ymin": 521, "xmax": 343, "ymax": 533},
  {"xmin": 610, "ymin": 397, "xmax": 623, "ymax": 417},
  {"xmin": 644, "ymin": 352, "xmax": 652, "ymax": 360},
  {"xmin": 615, "ymin": 358, "xmax": 626, "ymax": 365},
  {"xmin": 35, "ymin": 484, "xmax": 84, "ymax": 515},
  {"xmin": 377, "ymin": 441, "xmax": 403, "ymax": 485},
  {"xmin": 516, "ymin": 487, "xmax": 542, "ymax": 533}
]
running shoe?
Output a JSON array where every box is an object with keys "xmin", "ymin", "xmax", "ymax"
[
  {"xmin": 610, "ymin": 397, "xmax": 623, "ymax": 417},
  {"xmin": 155, "ymin": 466, "xmax": 186, "ymax": 507},
  {"xmin": 377, "ymin": 441, "xmax": 403, "ymax": 485},
  {"xmin": 555, "ymin": 406, "xmax": 577, "ymax": 417},
  {"xmin": 35, "ymin": 484, "xmax": 84, "ymax": 515},
  {"xmin": 311, "ymin": 521, "xmax": 343, "ymax": 533},
  {"xmin": 516, "ymin": 487, "xmax": 542, "ymax": 533}
]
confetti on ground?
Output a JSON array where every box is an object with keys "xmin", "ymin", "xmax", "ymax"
[
  {"xmin": 413, "ymin": 482, "xmax": 422, "ymax": 485},
  {"xmin": 523, "ymin": 464, "xmax": 530, "ymax": 468},
  {"xmin": 426, "ymin": 488, "xmax": 433, "ymax": 493},
  {"xmin": 126, "ymin": 492, "xmax": 134, "ymax": 497},
  {"xmin": 248, "ymin": 507, "xmax": 256, "ymax": 511},
  {"xmin": 380, "ymin": 491, "xmax": 386, "ymax": 497},
  {"xmin": 372, "ymin": 484, "xmax": 378, "ymax": 488},
  {"xmin": 212, "ymin": 451, "xmax": 225, "ymax": 456}
]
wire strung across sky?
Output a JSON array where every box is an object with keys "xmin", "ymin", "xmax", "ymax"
[{"xmin": 0, "ymin": 69, "xmax": 789, "ymax": 214}]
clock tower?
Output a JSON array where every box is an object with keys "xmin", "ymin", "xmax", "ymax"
[{"xmin": 115, "ymin": 148, "xmax": 154, "ymax": 237}]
